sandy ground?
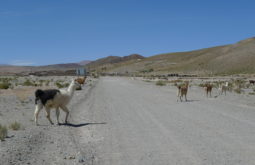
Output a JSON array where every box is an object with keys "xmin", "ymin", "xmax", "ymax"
[{"xmin": 1, "ymin": 76, "xmax": 255, "ymax": 165}]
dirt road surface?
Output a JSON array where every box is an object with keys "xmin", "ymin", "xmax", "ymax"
[{"xmin": 1, "ymin": 77, "xmax": 255, "ymax": 165}]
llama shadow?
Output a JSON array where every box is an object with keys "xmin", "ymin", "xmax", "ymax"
[
  {"xmin": 184, "ymin": 99, "xmax": 199, "ymax": 102},
  {"xmin": 5, "ymin": 135, "xmax": 15, "ymax": 139},
  {"xmin": 59, "ymin": 122, "xmax": 106, "ymax": 127}
]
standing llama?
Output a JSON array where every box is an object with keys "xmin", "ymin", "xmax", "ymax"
[
  {"xmin": 75, "ymin": 76, "xmax": 87, "ymax": 86},
  {"xmin": 204, "ymin": 83, "xmax": 213, "ymax": 97},
  {"xmin": 219, "ymin": 82, "xmax": 228, "ymax": 96},
  {"xmin": 176, "ymin": 81, "xmax": 189, "ymax": 102},
  {"xmin": 34, "ymin": 79, "xmax": 79, "ymax": 125}
]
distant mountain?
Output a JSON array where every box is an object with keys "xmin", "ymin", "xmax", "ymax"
[
  {"xmin": 86, "ymin": 37, "xmax": 255, "ymax": 76},
  {"xmin": 0, "ymin": 61, "xmax": 87, "ymax": 76},
  {"xmin": 2, "ymin": 37, "xmax": 255, "ymax": 76},
  {"xmin": 78, "ymin": 60, "xmax": 91, "ymax": 65},
  {"xmin": 86, "ymin": 54, "xmax": 144, "ymax": 69},
  {"xmin": 40, "ymin": 63, "xmax": 83, "ymax": 69}
]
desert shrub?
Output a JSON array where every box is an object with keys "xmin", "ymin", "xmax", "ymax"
[
  {"xmin": 156, "ymin": 80, "xmax": 166, "ymax": 86},
  {"xmin": 140, "ymin": 68, "xmax": 154, "ymax": 73},
  {"xmin": 0, "ymin": 82, "xmax": 10, "ymax": 89},
  {"xmin": 45, "ymin": 80, "xmax": 50, "ymax": 86},
  {"xmin": 55, "ymin": 81, "xmax": 69, "ymax": 88},
  {"xmin": 0, "ymin": 124, "xmax": 8, "ymax": 141},
  {"xmin": 233, "ymin": 88, "xmax": 243, "ymax": 94},
  {"xmin": 9, "ymin": 121, "xmax": 21, "ymax": 131},
  {"xmin": 23, "ymin": 79, "xmax": 35, "ymax": 86},
  {"xmin": 0, "ymin": 77, "xmax": 12, "ymax": 83}
]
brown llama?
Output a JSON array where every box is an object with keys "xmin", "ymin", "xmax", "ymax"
[
  {"xmin": 176, "ymin": 81, "xmax": 189, "ymax": 102},
  {"xmin": 75, "ymin": 76, "xmax": 87, "ymax": 86},
  {"xmin": 204, "ymin": 84, "xmax": 213, "ymax": 97}
]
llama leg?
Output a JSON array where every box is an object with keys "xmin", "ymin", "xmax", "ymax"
[
  {"xmin": 34, "ymin": 103, "xmax": 43, "ymax": 126},
  {"xmin": 185, "ymin": 94, "xmax": 187, "ymax": 101},
  {"xmin": 45, "ymin": 108, "xmax": 54, "ymax": 125},
  {"xmin": 56, "ymin": 107, "xmax": 60, "ymax": 125},
  {"xmin": 60, "ymin": 105, "xmax": 69, "ymax": 123},
  {"xmin": 177, "ymin": 90, "xmax": 180, "ymax": 102}
]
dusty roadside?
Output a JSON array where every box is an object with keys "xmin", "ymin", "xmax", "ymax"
[
  {"xmin": 1, "ymin": 76, "xmax": 255, "ymax": 165},
  {"xmin": 0, "ymin": 77, "xmax": 98, "ymax": 165}
]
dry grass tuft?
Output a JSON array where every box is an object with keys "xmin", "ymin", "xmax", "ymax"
[
  {"xmin": 9, "ymin": 121, "xmax": 21, "ymax": 131},
  {"xmin": 156, "ymin": 80, "xmax": 166, "ymax": 86},
  {"xmin": 0, "ymin": 124, "xmax": 8, "ymax": 141},
  {"xmin": 0, "ymin": 82, "xmax": 10, "ymax": 89}
]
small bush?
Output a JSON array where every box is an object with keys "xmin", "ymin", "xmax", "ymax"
[
  {"xmin": 45, "ymin": 80, "xmax": 50, "ymax": 86},
  {"xmin": 55, "ymin": 82, "xmax": 69, "ymax": 88},
  {"xmin": 9, "ymin": 121, "xmax": 21, "ymax": 131},
  {"xmin": 233, "ymin": 88, "xmax": 242, "ymax": 94},
  {"xmin": 0, "ymin": 124, "xmax": 8, "ymax": 141},
  {"xmin": 140, "ymin": 68, "xmax": 154, "ymax": 73},
  {"xmin": 23, "ymin": 80, "xmax": 35, "ymax": 86},
  {"xmin": 0, "ymin": 82, "xmax": 10, "ymax": 89},
  {"xmin": 156, "ymin": 81, "xmax": 166, "ymax": 86}
]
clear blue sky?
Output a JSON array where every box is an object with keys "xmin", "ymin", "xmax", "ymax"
[{"xmin": 0, "ymin": 0, "xmax": 254, "ymax": 66}]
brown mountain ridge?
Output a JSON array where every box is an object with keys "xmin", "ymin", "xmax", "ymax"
[{"xmin": 87, "ymin": 37, "xmax": 255, "ymax": 76}]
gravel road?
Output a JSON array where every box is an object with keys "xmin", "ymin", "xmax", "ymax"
[{"xmin": 1, "ymin": 76, "xmax": 255, "ymax": 165}]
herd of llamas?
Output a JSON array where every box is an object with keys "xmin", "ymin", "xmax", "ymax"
[
  {"xmin": 175, "ymin": 80, "xmax": 245, "ymax": 102},
  {"xmin": 33, "ymin": 75, "xmax": 254, "ymax": 125}
]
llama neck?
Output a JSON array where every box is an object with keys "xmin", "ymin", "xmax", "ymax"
[{"xmin": 67, "ymin": 82, "xmax": 76, "ymax": 96}]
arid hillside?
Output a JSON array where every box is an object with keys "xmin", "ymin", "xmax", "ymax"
[
  {"xmin": 1, "ymin": 37, "xmax": 255, "ymax": 76},
  {"xmin": 87, "ymin": 37, "xmax": 255, "ymax": 76},
  {"xmin": 86, "ymin": 54, "xmax": 145, "ymax": 72},
  {"xmin": 0, "ymin": 62, "xmax": 90, "ymax": 76}
]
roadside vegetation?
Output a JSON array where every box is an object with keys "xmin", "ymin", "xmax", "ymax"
[
  {"xmin": 55, "ymin": 80, "xmax": 70, "ymax": 88},
  {"xmin": 156, "ymin": 80, "xmax": 166, "ymax": 86},
  {"xmin": 9, "ymin": 121, "xmax": 22, "ymax": 131},
  {"xmin": 0, "ymin": 82, "xmax": 10, "ymax": 89},
  {"xmin": 0, "ymin": 124, "xmax": 8, "ymax": 141}
]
